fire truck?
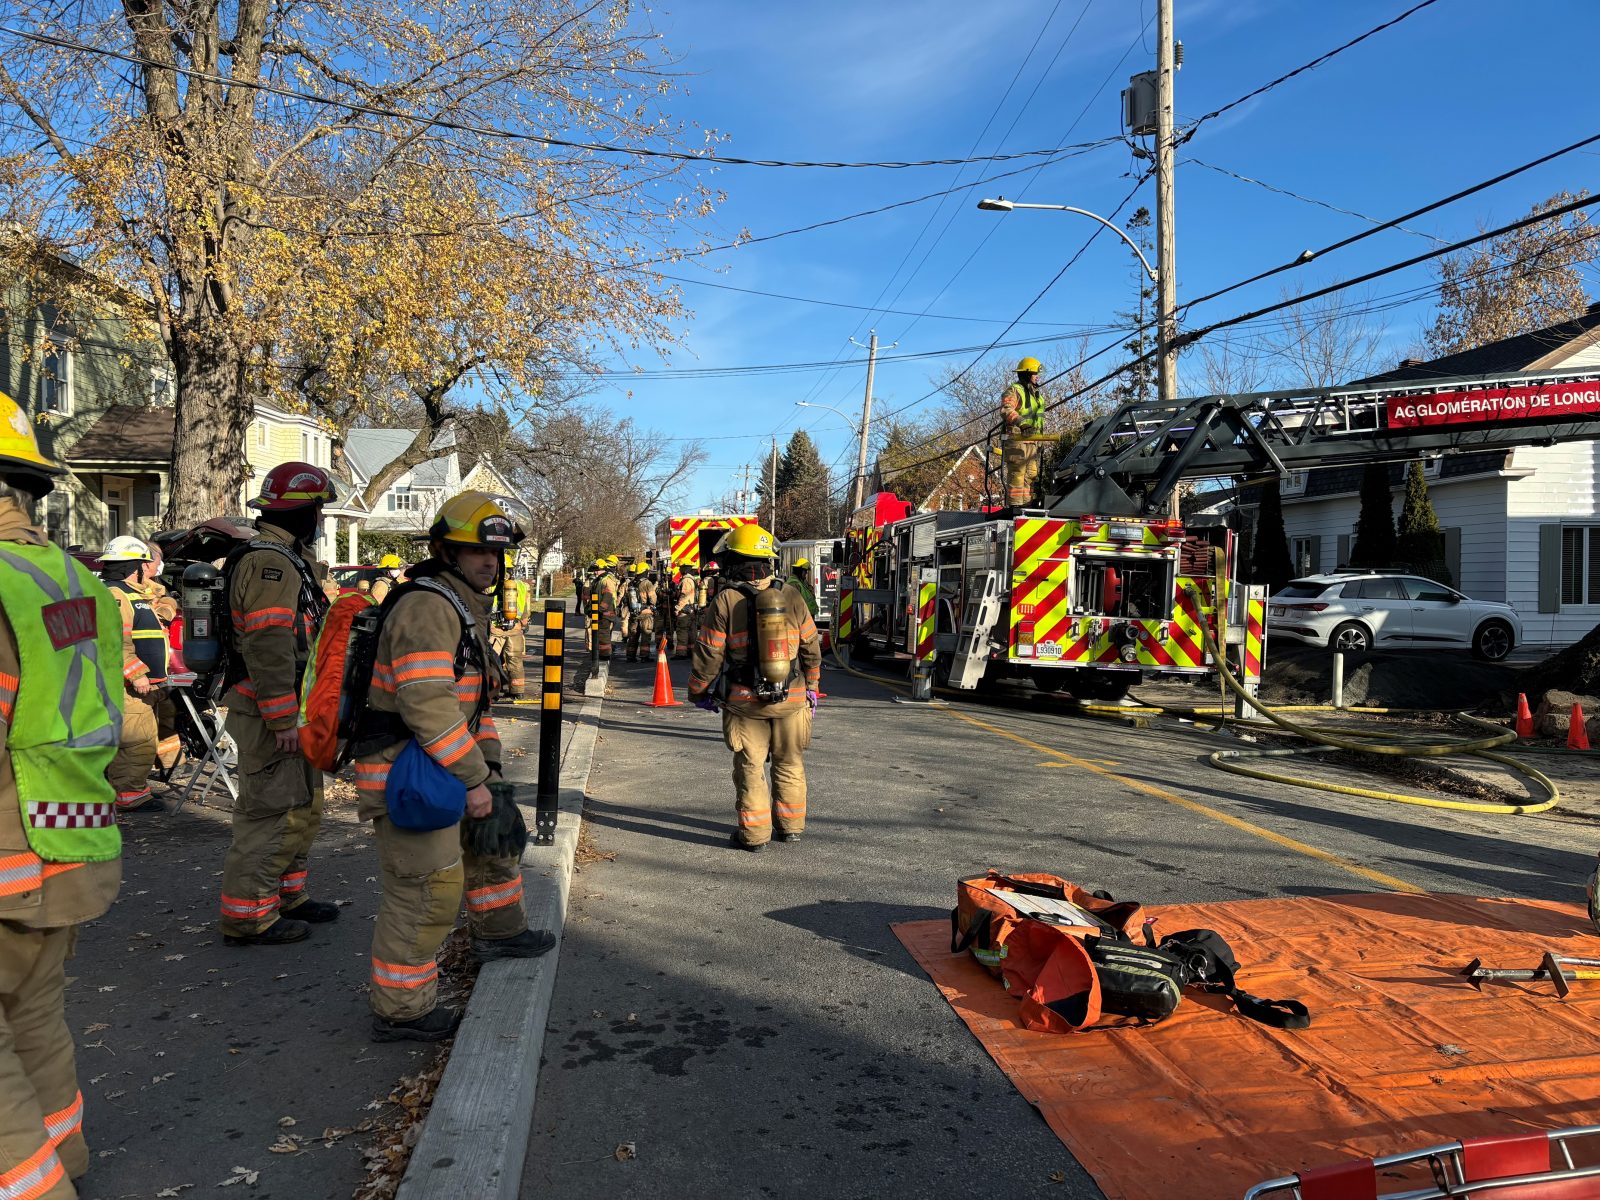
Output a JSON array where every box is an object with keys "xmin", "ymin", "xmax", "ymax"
[
  {"xmin": 654, "ymin": 512, "xmax": 759, "ymax": 573},
  {"xmin": 841, "ymin": 366, "xmax": 1600, "ymax": 700}
]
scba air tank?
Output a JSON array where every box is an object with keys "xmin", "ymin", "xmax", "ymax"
[{"xmin": 754, "ymin": 585, "xmax": 791, "ymax": 698}]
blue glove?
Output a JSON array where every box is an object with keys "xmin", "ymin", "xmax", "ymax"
[
  {"xmin": 806, "ymin": 690, "xmax": 819, "ymax": 715},
  {"xmin": 694, "ymin": 696, "xmax": 720, "ymax": 713}
]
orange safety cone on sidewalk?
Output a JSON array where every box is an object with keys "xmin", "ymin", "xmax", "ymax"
[
  {"xmin": 650, "ymin": 637, "xmax": 682, "ymax": 707},
  {"xmin": 1515, "ymin": 693, "xmax": 1534, "ymax": 738},
  {"xmin": 1570, "ymin": 703, "xmax": 1591, "ymax": 751}
]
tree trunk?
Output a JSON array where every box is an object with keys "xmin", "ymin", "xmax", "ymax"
[{"xmin": 165, "ymin": 326, "xmax": 252, "ymax": 526}]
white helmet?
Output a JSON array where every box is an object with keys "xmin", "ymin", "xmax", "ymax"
[{"xmin": 100, "ymin": 534, "xmax": 153, "ymax": 563}]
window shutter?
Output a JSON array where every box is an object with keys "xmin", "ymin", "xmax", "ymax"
[
  {"xmin": 1336, "ymin": 534, "xmax": 1350, "ymax": 569},
  {"xmin": 1539, "ymin": 523, "xmax": 1562, "ymax": 613},
  {"xmin": 1443, "ymin": 526, "xmax": 1461, "ymax": 588}
]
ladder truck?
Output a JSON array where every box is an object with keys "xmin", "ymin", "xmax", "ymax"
[{"xmin": 840, "ymin": 366, "xmax": 1600, "ymax": 700}]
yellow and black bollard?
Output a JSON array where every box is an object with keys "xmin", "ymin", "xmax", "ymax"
[{"xmin": 534, "ymin": 602, "xmax": 565, "ymax": 846}]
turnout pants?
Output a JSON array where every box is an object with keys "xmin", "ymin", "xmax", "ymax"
[
  {"xmin": 623, "ymin": 609, "xmax": 656, "ymax": 659},
  {"xmin": 722, "ymin": 708, "xmax": 811, "ymax": 847},
  {"xmin": 673, "ymin": 609, "xmax": 697, "ymax": 658},
  {"xmin": 218, "ymin": 711, "xmax": 324, "ymax": 936},
  {"xmin": 0, "ymin": 924, "xmax": 87, "ymax": 1200},
  {"xmin": 491, "ymin": 627, "xmax": 527, "ymax": 695},
  {"xmin": 368, "ymin": 818, "xmax": 528, "ymax": 1021},
  {"xmin": 107, "ymin": 693, "xmax": 158, "ymax": 811},
  {"xmin": 1002, "ymin": 437, "xmax": 1043, "ymax": 506}
]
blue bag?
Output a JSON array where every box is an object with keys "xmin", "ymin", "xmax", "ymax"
[{"xmin": 385, "ymin": 737, "xmax": 467, "ymax": 831}]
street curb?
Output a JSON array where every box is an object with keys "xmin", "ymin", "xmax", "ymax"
[{"xmin": 396, "ymin": 667, "xmax": 605, "ymax": 1200}]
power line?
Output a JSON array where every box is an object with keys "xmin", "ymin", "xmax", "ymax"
[
  {"xmin": 0, "ymin": 24, "xmax": 1122, "ymax": 170},
  {"xmin": 1184, "ymin": 158, "xmax": 1445, "ymax": 243},
  {"xmin": 1177, "ymin": 0, "xmax": 1446, "ymax": 147}
]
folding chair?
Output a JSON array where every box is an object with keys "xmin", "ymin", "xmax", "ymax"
[
  {"xmin": 160, "ymin": 674, "xmax": 239, "ymax": 811},
  {"xmin": 1244, "ymin": 1125, "xmax": 1600, "ymax": 1199}
]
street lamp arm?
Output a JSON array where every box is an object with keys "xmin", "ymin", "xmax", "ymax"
[
  {"xmin": 976, "ymin": 198, "xmax": 1159, "ymax": 284},
  {"xmin": 794, "ymin": 399, "xmax": 861, "ymax": 435}
]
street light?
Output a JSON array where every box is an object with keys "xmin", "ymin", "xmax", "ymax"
[
  {"xmin": 976, "ymin": 197, "xmax": 1158, "ymax": 284},
  {"xmin": 796, "ymin": 399, "xmax": 871, "ymax": 513}
]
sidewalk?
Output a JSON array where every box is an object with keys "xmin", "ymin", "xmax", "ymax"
[{"xmin": 69, "ymin": 619, "xmax": 592, "ymax": 1200}]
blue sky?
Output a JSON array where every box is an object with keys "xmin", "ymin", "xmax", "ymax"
[{"xmin": 584, "ymin": 0, "xmax": 1599, "ymax": 511}]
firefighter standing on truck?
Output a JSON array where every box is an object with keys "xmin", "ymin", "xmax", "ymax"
[
  {"xmin": 490, "ymin": 554, "xmax": 530, "ymax": 699},
  {"xmin": 1000, "ymin": 355, "xmax": 1048, "ymax": 507},
  {"xmin": 354, "ymin": 491, "xmax": 555, "ymax": 1042},
  {"xmin": 99, "ymin": 535, "xmax": 168, "ymax": 813},
  {"xmin": 621, "ymin": 561, "xmax": 657, "ymax": 662},
  {"xmin": 687, "ymin": 524, "xmax": 821, "ymax": 852},
  {"xmin": 0, "ymin": 391, "xmax": 124, "ymax": 1198},
  {"xmin": 217, "ymin": 462, "xmax": 341, "ymax": 947}
]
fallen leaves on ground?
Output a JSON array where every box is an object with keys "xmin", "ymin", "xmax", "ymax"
[
  {"xmin": 218, "ymin": 1165, "xmax": 259, "ymax": 1187},
  {"xmin": 613, "ymin": 1142, "xmax": 637, "ymax": 1161},
  {"xmin": 574, "ymin": 819, "xmax": 614, "ymax": 867},
  {"xmin": 351, "ymin": 1055, "xmax": 448, "ymax": 1200}
]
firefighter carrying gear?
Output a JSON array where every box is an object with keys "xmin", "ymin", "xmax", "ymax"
[
  {"xmin": 0, "ymin": 490, "xmax": 123, "ymax": 1197},
  {"xmin": 357, "ymin": 495, "xmax": 553, "ymax": 1034},
  {"xmin": 105, "ymin": 566, "xmax": 169, "ymax": 814},
  {"xmin": 490, "ymin": 563, "xmax": 530, "ymax": 698},
  {"xmin": 688, "ymin": 542, "xmax": 821, "ymax": 848},
  {"xmin": 672, "ymin": 566, "xmax": 699, "ymax": 659},
  {"xmin": 218, "ymin": 517, "xmax": 334, "ymax": 944},
  {"xmin": 620, "ymin": 567, "xmax": 657, "ymax": 662},
  {"xmin": 587, "ymin": 563, "xmax": 618, "ymax": 660},
  {"xmin": 1001, "ymin": 362, "xmax": 1047, "ymax": 507}
]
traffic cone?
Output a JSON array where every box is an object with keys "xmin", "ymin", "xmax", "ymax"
[
  {"xmin": 1515, "ymin": 693, "xmax": 1534, "ymax": 738},
  {"xmin": 650, "ymin": 637, "xmax": 681, "ymax": 707},
  {"xmin": 1570, "ymin": 703, "xmax": 1591, "ymax": 751}
]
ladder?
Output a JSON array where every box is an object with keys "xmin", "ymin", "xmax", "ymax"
[{"xmin": 951, "ymin": 570, "xmax": 1004, "ymax": 690}]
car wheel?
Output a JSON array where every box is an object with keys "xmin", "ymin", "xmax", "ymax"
[
  {"xmin": 1330, "ymin": 621, "xmax": 1371, "ymax": 653},
  {"xmin": 1473, "ymin": 620, "xmax": 1513, "ymax": 662}
]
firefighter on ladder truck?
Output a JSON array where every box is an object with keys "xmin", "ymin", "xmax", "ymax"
[{"xmin": 840, "ymin": 365, "xmax": 1600, "ymax": 706}]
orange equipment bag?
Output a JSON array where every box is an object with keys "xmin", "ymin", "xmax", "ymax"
[
  {"xmin": 298, "ymin": 591, "xmax": 377, "ymax": 773},
  {"xmin": 951, "ymin": 871, "xmax": 1148, "ymax": 1034}
]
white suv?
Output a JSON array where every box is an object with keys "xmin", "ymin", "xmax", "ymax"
[{"xmin": 1266, "ymin": 572, "xmax": 1520, "ymax": 661}]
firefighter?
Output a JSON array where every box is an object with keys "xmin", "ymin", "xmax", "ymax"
[
  {"xmin": 620, "ymin": 562, "xmax": 658, "ymax": 662},
  {"xmin": 490, "ymin": 552, "xmax": 530, "ymax": 699},
  {"xmin": 785, "ymin": 558, "xmax": 819, "ymax": 618},
  {"xmin": 217, "ymin": 461, "xmax": 340, "ymax": 947},
  {"xmin": 355, "ymin": 491, "xmax": 555, "ymax": 1042},
  {"xmin": 700, "ymin": 559, "xmax": 720, "ymax": 607},
  {"xmin": 99, "ymin": 535, "xmax": 168, "ymax": 813},
  {"xmin": 1000, "ymin": 355, "xmax": 1048, "ymax": 507},
  {"xmin": 592, "ymin": 557, "xmax": 619, "ymax": 660},
  {"xmin": 0, "ymin": 391, "xmax": 124, "ymax": 1197},
  {"xmin": 672, "ymin": 564, "xmax": 699, "ymax": 659},
  {"xmin": 143, "ymin": 541, "xmax": 182, "ymax": 771},
  {"xmin": 371, "ymin": 554, "xmax": 406, "ymax": 605},
  {"xmin": 687, "ymin": 524, "xmax": 821, "ymax": 852}
]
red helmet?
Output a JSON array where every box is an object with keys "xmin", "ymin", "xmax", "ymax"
[{"xmin": 247, "ymin": 462, "xmax": 337, "ymax": 511}]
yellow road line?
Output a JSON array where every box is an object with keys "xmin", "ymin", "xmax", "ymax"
[{"xmin": 946, "ymin": 702, "xmax": 1425, "ymax": 895}]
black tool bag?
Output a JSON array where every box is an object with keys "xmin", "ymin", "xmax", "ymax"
[
  {"xmin": 1084, "ymin": 938, "xmax": 1186, "ymax": 1024},
  {"xmin": 1157, "ymin": 928, "xmax": 1311, "ymax": 1030}
]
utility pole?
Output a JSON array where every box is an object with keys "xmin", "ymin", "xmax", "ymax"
[
  {"xmin": 848, "ymin": 331, "xmax": 882, "ymax": 513},
  {"xmin": 1154, "ymin": 0, "xmax": 1180, "ymax": 516},
  {"xmin": 768, "ymin": 437, "xmax": 779, "ymax": 535}
]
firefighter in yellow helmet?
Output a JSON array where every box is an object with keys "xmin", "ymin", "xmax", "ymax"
[
  {"xmin": 671, "ymin": 563, "xmax": 699, "ymax": 659},
  {"xmin": 354, "ymin": 491, "xmax": 554, "ymax": 1041},
  {"xmin": 687, "ymin": 523, "xmax": 821, "ymax": 852},
  {"xmin": 587, "ymin": 556, "xmax": 619, "ymax": 659},
  {"xmin": 1000, "ymin": 355, "xmax": 1048, "ymax": 507},
  {"xmin": 98, "ymin": 535, "xmax": 168, "ymax": 813},
  {"xmin": 620, "ymin": 560, "xmax": 658, "ymax": 662},
  {"xmin": 370, "ymin": 553, "xmax": 406, "ymax": 605},
  {"xmin": 0, "ymin": 390, "xmax": 124, "ymax": 1194},
  {"xmin": 784, "ymin": 557, "xmax": 819, "ymax": 618},
  {"xmin": 490, "ymin": 550, "xmax": 531, "ymax": 699},
  {"xmin": 218, "ymin": 461, "xmax": 338, "ymax": 946}
]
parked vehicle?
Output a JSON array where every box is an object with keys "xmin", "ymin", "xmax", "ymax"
[
  {"xmin": 1266, "ymin": 571, "xmax": 1520, "ymax": 661},
  {"xmin": 331, "ymin": 564, "xmax": 391, "ymax": 595}
]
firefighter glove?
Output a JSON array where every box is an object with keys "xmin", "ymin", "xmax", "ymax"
[
  {"xmin": 693, "ymin": 696, "xmax": 720, "ymax": 714},
  {"xmin": 462, "ymin": 782, "xmax": 528, "ymax": 859},
  {"xmin": 806, "ymin": 690, "xmax": 819, "ymax": 716}
]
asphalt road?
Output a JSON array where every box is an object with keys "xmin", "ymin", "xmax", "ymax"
[{"xmin": 526, "ymin": 653, "xmax": 1598, "ymax": 1199}]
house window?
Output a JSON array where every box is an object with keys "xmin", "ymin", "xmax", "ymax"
[
  {"xmin": 1421, "ymin": 457, "xmax": 1442, "ymax": 479},
  {"xmin": 388, "ymin": 490, "xmax": 419, "ymax": 513},
  {"xmin": 1559, "ymin": 527, "xmax": 1600, "ymax": 605},
  {"xmin": 1290, "ymin": 536, "xmax": 1317, "ymax": 576},
  {"xmin": 253, "ymin": 422, "xmax": 268, "ymax": 449},
  {"xmin": 40, "ymin": 339, "xmax": 72, "ymax": 414},
  {"xmin": 150, "ymin": 366, "xmax": 175, "ymax": 407},
  {"xmin": 1280, "ymin": 470, "xmax": 1308, "ymax": 497},
  {"xmin": 301, "ymin": 431, "xmax": 310, "ymax": 460}
]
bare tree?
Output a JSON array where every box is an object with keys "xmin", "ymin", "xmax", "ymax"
[{"xmin": 1257, "ymin": 285, "xmax": 1389, "ymax": 388}]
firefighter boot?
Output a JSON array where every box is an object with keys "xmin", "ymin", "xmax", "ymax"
[
  {"xmin": 223, "ymin": 917, "xmax": 311, "ymax": 948},
  {"xmin": 283, "ymin": 899, "xmax": 341, "ymax": 924},
  {"xmin": 471, "ymin": 928, "xmax": 556, "ymax": 962},
  {"xmin": 728, "ymin": 831, "xmax": 766, "ymax": 854},
  {"xmin": 371, "ymin": 1005, "xmax": 462, "ymax": 1044}
]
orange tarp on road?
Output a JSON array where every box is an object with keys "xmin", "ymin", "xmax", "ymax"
[{"xmin": 894, "ymin": 892, "xmax": 1600, "ymax": 1200}]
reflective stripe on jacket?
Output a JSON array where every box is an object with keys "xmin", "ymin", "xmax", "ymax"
[{"xmin": 1002, "ymin": 381, "xmax": 1045, "ymax": 436}]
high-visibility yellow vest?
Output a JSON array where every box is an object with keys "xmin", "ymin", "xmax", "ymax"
[
  {"xmin": 1004, "ymin": 381, "xmax": 1045, "ymax": 436},
  {"xmin": 0, "ymin": 542, "xmax": 124, "ymax": 862}
]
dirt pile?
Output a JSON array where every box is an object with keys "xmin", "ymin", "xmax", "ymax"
[
  {"xmin": 1261, "ymin": 645, "xmax": 1514, "ymax": 710},
  {"xmin": 1514, "ymin": 621, "xmax": 1600, "ymax": 718}
]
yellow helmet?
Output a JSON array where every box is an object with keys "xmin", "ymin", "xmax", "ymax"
[
  {"xmin": 714, "ymin": 523, "xmax": 778, "ymax": 560},
  {"xmin": 592, "ymin": 557, "xmax": 607, "ymax": 570},
  {"xmin": 793, "ymin": 557, "xmax": 811, "ymax": 570},
  {"xmin": 604, "ymin": 555, "xmax": 620, "ymax": 568},
  {"xmin": 504, "ymin": 551, "xmax": 517, "ymax": 569},
  {"xmin": 427, "ymin": 491, "xmax": 521, "ymax": 547},
  {"xmin": 1016, "ymin": 356, "xmax": 1042, "ymax": 374},
  {"xmin": 378, "ymin": 553, "xmax": 403, "ymax": 569},
  {"xmin": 629, "ymin": 561, "xmax": 649, "ymax": 575},
  {"xmin": 0, "ymin": 388, "xmax": 65, "ymax": 492}
]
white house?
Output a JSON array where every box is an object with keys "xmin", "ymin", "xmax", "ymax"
[
  {"xmin": 342, "ymin": 426, "xmax": 516, "ymax": 559},
  {"xmin": 1237, "ymin": 303, "xmax": 1600, "ymax": 648}
]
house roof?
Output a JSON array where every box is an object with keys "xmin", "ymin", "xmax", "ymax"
[
  {"xmin": 64, "ymin": 404, "xmax": 172, "ymax": 466},
  {"xmin": 1357, "ymin": 302, "xmax": 1600, "ymax": 385},
  {"xmin": 343, "ymin": 427, "xmax": 452, "ymax": 488}
]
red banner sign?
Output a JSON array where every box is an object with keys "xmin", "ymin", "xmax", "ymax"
[{"xmin": 1386, "ymin": 382, "xmax": 1600, "ymax": 428}]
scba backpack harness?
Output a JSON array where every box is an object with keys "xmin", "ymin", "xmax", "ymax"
[{"xmin": 952, "ymin": 871, "xmax": 1309, "ymax": 1034}]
